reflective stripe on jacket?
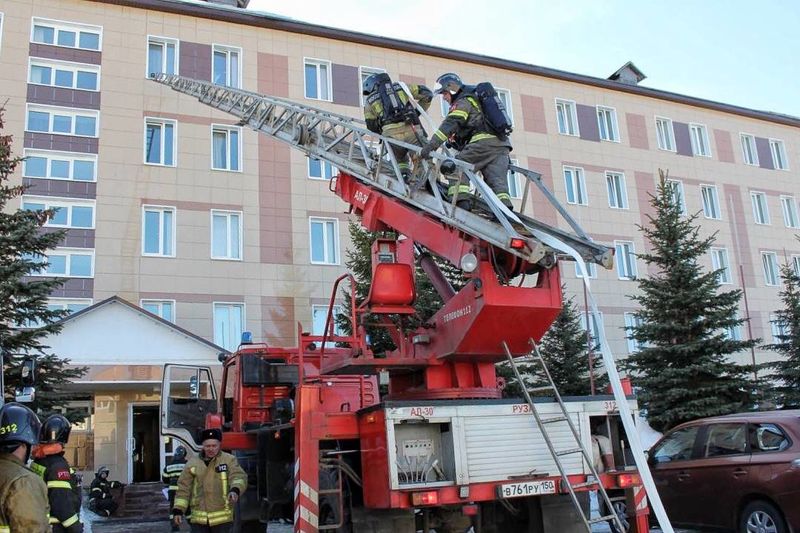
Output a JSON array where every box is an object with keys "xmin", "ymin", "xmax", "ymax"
[
  {"xmin": 173, "ymin": 451, "xmax": 246, "ymax": 526},
  {"xmin": 162, "ymin": 460, "xmax": 186, "ymax": 491},
  {"xmin": 31, "ymin": 453, "xmax": 82, "ymax": 533}
]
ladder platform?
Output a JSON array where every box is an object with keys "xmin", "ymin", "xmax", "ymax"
[{"xmin": 321, "ymin": 356, "xmax": 432, "ymax": 375}]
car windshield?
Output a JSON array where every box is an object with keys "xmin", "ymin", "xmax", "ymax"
[{"xmin": 652, "ymin": 426, "xmax": 699, "ymax": 463}]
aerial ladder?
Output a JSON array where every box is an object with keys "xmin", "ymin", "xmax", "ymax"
[{"xmin": 152, "ymin": 74, "xmax": 673, "ymax": 533}]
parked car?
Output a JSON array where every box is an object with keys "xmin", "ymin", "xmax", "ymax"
[{"xmin": 648, "ymin": 410, "xmax": 800, "ymax": 532}]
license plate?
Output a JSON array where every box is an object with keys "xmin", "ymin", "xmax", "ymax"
[{"xmin": 497, "ymin": 479, "xmax": 557, "ymax": 499}]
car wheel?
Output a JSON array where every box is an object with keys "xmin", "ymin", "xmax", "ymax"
[
  {"xmin": 601, "ymin": 497, "xmax": 629, "ymax": 533},
  {"xmin": 739, "ymin": 500, "xmax": 787, "ymax": 533}
]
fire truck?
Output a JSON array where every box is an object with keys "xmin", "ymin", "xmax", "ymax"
[{"xmin": 156, "ymin": 74, "xmax": 673, "ymax": 533}]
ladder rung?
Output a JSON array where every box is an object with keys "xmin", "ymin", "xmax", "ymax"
[
  {"xmin": 589, "ymin": 514, "xmax": 618, "ymax": 525},
  {"xmin": 570, "ymin": 479, "xmax": 599, "ymax": 489},
  {"xmin": 556, "ymin": 447, "xmax": 583, "ymax": 457},
  {"xmin": 528, "ymin": 385, "xmax": 554, "ymax": 392},
  {"xmin": 540, "ymin": 415, "xmax": 568, "ymax": 424}
]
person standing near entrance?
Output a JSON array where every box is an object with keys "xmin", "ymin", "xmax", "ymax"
[
  {"xmin": 163, "ymin": 445, "xmax": 189, "ymax": 532},
  {"xmin": 172, "ymin": 428, "xmax": 247, "ymax": 533}
]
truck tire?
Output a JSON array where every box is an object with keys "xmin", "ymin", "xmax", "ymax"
[{"xmin": 739, "ymin": 500, "xmax": 787, "ymax": 533}]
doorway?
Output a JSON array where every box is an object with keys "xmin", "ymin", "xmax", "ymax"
[{"xmin": 129, "ymin": 404, "xmax": 160, "ymax": 483}]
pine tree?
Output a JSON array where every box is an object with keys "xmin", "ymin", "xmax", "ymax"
[
  {"xmin": 0, "ymin": 107, "xmax": 87, "ymax": 418},
  {"xmin": 625, "ymin": 170, "xmax": 755, "ymax": 432},
  {"xmin": 761, "ymin": 262, "xmax": 800, "ymax": 408}
]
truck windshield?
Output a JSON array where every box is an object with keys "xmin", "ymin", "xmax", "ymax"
[{"xmin": 241, "ymin": 354, "xmax": 298, "ymax": 386}]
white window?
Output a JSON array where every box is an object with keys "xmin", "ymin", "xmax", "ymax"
[
  {"xmin": 624, "ymin": 312, "xmax": 644, "ymax": 353},
  {"xmin": 580, "ymin": 312, "xmax": 604, "ymax": 349},
  {"xmin": 31, "ymin": 18, "xmax": 101, "ymax": 51},
  {"xmin": 770, "ymin": 313, "xmax": 789, "ymax": 343},
  {"xmin": 311, "ymin": 304, "xmax": 345, "ymax": 347},
  {"xmin": 507, "ymin": 159, "xmax": 522, "ymax": 199},
  {"xmin": 359, "ymin": 66, "xmax": 385, "ymax": 106},
  {"xmin": 751, "ymin": 192, "xmax": 770, "ymax": 225},
  {"xmin": 142, "ymin": 205, "xmax": 175, "ymax": 257},
  {"xmin": 724, "ymin": 315, "xmax": 742, "ymax": 341},
  {"xmin": 762, "ymin": 252, "xmax": 779, "ymax": 286},
  {"xmin": 28, "ymin": 59, "xmax": 100, "ymax": 91},
  {"xmin": 304, "ymin": 58, "xmax": 331, "ymax": 101},
  {"xmin": 47, "ymin": 298, "xmax": 91, "ymax": 314},
  {"xmin": 655, "ymin": 116, "xmax": 675, "ymax": 151},
  {"xmin": 575, "ymin": 261, "xmax": 597, "ymax": 279},
  {"xmin": 666, "ymin": 179, "xmax": 686, "ymax": 214},
  {"xmin": 793, "ymin": 255, "xmax": 800, "ymax": 278},
  {"xmin": 22, "ymin": 196, "xmax": 95, "ymax": 229},
  {"xmin": 496, "ymin": 88, "xmax": 514, "ymax": 126},
  {"xmin": 770, "ymin": 139, "xmax": 789, "ymax": 170},
  {"xmin": 0, "ymin": 13, "xmax": 4, "ymax": 55},
  {"xmin": 563, "ymin": 166, "xmax": 587, "ymax": 205},
  {"xmin": 211, "ymin": 210, "xmax": 242, "ymax": 260},
  {"xmin": 740, "ymin": 134, "xmax": 759, "ymax": 166},
  {"xmin": 710, "ymin": 247, "xmax": 732, "ymax": 284},
  {"xmin": 701, "ymin": 185, "xmax": 721, "ymax": 219},
  {"xmin": 689, "ymin": 123, "xmax": 711, "ymax": 157},
  {"xmin": 144, "ymin": 118, "xmax": 176, "ymax": 166},
  {"xmin": 605, "ymin": 172, "xmax": 628, "ymax": 209},
  {"xmin": 615, "ymin": 240, "xmax": 637, "ymax": 280},
  {"xmin": 141, "ymin": 299, "xmax": 175, "ymax": 322},
  {"xmin": 212, "ymin": 44, "xmax": 241, "ymax": 88},
  {"xmin": 308, "ymin": 157, "xmax": 336, "ymax": 180},
  {"xmin": 27, "ymin": 248, "xmax": 94, "ymax": 278},
  {"xmin": 555, "ymin": 99, "xmax": 579, "ymax": 136},
  {"xmin": 147, "ymin": 36, "xmax": 178, "ymax": 78},
  {"xmin": 26, "ymin": 105, "xmax": 98, "ymax": 137},
  {"xmin": 596, "ymin": 106, "xmax": 619, "ymax": 142},
  {"xmin": 213, "ymin": 303, "xmax": 244, "ymax": 352},
  {"xmin": 22, "ymin": 150, "xmax": 96, "ymax": 181},
  {"xmin": 781, "ymin": 196, "xmax": 799, "ymax": 228},
  {"xmin": 309, "ymin": 217, "xmax": 339, "ymax": 265},
  {"xmin": 211, "ymin": 125, "xmax": 241, "ymax": 171}
]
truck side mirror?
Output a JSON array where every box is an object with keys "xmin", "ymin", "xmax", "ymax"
[{"xmin": 21, "ymin": 358, "xmax": 36, "ymax": 387}]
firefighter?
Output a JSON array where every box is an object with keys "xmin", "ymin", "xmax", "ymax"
[
  {"xmin": 0, "ymin": 402, "xmax": 50, "ymax": 532},
  {"xmin": 31, "ymin": 414, "xmax": 82, "ymax": 532},
  {"xmin": 172, "ymin": 428, "xmax": 247, "ymax": 533},
  {"xmin": 363, "ymin": 72, "xmax": 433, "ymax": 180},
  {"xmin": 163, "ymin": 445, "xmax": 188, "ymax": 531},
  {"xmin": 87, "ymin": 466, "xmax": 124, "ymax": 517},
  {"xmin": 419, "ymin": 72, "xmax": 514, "ymax": 211}
]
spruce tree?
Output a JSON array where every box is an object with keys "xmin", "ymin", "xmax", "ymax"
[
  {"xmin": 625, "ymin": 170, "xmax": 755, "ymax": 432},
  {"xmin": 761, "ymin": 262, "xmax": 800, "ymax": 408},
  {"xmin": 0, "ymin": 107, "xmax": 87, "ymax": 418}
]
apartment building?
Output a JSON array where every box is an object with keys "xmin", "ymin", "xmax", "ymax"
[{"xmin": 0, "ymin": 0, "xmax": 797, "ymax": 482}]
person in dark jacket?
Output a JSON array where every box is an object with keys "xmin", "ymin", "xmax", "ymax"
[
  {"xmin": 87, "ymin": 466, "xmax": 124, "ymax": 517},
  {"xmin": 31, "ymin": 414, "xmax": 82, "ymax": 532},
  {"xmin": 162, "ymin": 445, "xmax": 188, "ymax": 531}
]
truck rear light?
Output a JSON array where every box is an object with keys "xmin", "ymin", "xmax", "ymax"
[
  {"xmin": 462, "ymin": 504, "xmax": 479, "ymax": 516},
  {"xmin": 617, "ymin": 473, "xmax": 641, "ymax": 488},
  {"xmin": 510, "ymin": 238, "xmax": 527, "ymax": 250},
  {"xmin": 411, "ymin": 491, "xmax": 439, "ymax": 506}
]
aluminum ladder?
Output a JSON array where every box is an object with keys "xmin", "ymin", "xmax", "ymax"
[{"xmin": 502, "ymin": 339, "xmax": 627, "ymax": 532}]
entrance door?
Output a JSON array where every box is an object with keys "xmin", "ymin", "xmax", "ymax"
[{"xmin": 130, "ymin": 405, "xmax": 160, "ymax": 483}]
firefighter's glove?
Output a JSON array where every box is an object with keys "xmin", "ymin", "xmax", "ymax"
[
  {"xmin": 172, "ymin": 509, "xmax": 183, "ymax": 526},
  {"xmin": 228, "ymin": 487, "xmax": 240, "ymax": 503},
  {"xmin": 419, "ymin": 145, "xmax": 433, "ymax": 159}
]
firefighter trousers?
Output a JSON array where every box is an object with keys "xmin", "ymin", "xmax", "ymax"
[
  {"xmin": 450, "ymin": 138, "xmax": 512, "ymax": 205},
  {"xmin": 383, "ymin": 123, "xmax": 425, "ymax": 177}
]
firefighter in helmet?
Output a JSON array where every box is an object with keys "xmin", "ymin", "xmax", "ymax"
[
  {"xmin": 362, "ymin": 72, "xmax": 433, "ymax": 180},
  {"xmin": 88, "ymin": 465, "xmax": 124, "ymax": 517},
  {"xmin": 31, "ymin": 414, "xmax": 82, "ymax": 532},
  {"xmin": 419, "ymin": 72, "xmax": 514, "ymax": 211},
  {"xmin": 162, "ymin": 445, "xmax": 189, "ymax": 531},
  {"xmin": 0, "ymin": 402, "xmax": 50, "ymax": 532}
]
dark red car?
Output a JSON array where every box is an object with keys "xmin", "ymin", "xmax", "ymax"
[{"xmin": 648, "ymin": 410, "xmax": 800, "ymax": 532}]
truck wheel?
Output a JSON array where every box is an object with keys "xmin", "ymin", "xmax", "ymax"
[
  {"xmin": 739, "ymin": 501, "xmax": 787, "ymax": 533},
  {"xmin": 601, "ymin": 498, "xmax": 629, "ymax": 533}
]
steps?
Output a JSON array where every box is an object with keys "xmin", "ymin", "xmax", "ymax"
[{"xmin": 118, "ymin": 482, "xmax": 171, "ymax": 519}]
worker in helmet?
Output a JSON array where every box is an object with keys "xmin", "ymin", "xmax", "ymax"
[
  {"xmin": 31, "ymin": 414, "xmax": 83, "ymax": 532},
  {"xmin": 362, "ymin": 72, "xmax": 433, "ymax": 181},
  {"xmin": 162, "ymin": 445, "xmax": 189, "ymax": 531},
  {"xmin": 419, "ymin": 72, "xmax": 514, "ymax": 211},
  {"xmin": 0, "ymin": 402, "xmax": 50, "ymax": 532},
  {"xmin": 88, "ymin": 465, "xmax": 124, "ymax": 517}
]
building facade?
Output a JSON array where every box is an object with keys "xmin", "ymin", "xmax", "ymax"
[{"xmin": 1, "ymin": 0, "xmax": 798, "ymax": 481}]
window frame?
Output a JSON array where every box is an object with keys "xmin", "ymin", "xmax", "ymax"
[
  {"xmin": 309, "ymin": 216, "xmax": 340, "ymax": 265},
  {"xmin": 358, "ymin": 65, "xmax": 386, "ymax": 106},
  {"xmin": 596, "ymin": 105, "xmax": 619, "ymax": 142},
  {"xmin": 495, "ymin": 87, "xmax": 514, "ymax": 126},
  {"xmin": 700, "ymin": 184, "xmax": 721, "ymax": 220},
  {"xmin": 666, "ymin": 179, "xmax": 686, "ymax": 215},
  {"xmin": 28, "ymin": 58, "xmax": 100, "ymax": 91},
  {"xmin": 751, "ymin": 191, "xmax": 770, "ymax": 225},
  {"xmin": 311, "ymin": 304, "xmax": 345, "ymax": 346},
  {"xmin": 307, "ymin": 157, "xmax": 336, "ymax": 180},
  {"xmin": 615, "ymin": 240, "xmax": 637, "ymax": 280},
  {"xmin": 22, "ymin": 149, "xmax": 97, "ymax": 182},
  {"xmin": 212, "ymin": 43, "xmax": 242, "ymax": 89},
  {"xmin": 689, "ymin": 122, "xmax": 711, "ymax": 157},
  {"xmin": 770, "ymin": 139, "xmax": 789, "ymax": 170},
  {"xmin": 47, "ymin": 298, "xmax": 92, "ymax": 314},
  {"xmin": 761, "ymin": 251, "xmax": 779, "ymax": 287},
  {"xmin": 555, "ymin": 98, "xmax": 579, "ymax": 136},
  {"xmin": 140, "ymin": 299, "xmax": 176, "ymax": 322},
  {"xmin": 793, "ymin": 255, "xmax": 800, "ymax": 278},
  {"xmin": 710, "ymin": 247, "xmax": 732, "ymax": 285},
  {"xmin": 22, "ymin": 196, "xmax": 96, "ymax": 229},
  {"xmin": 507, "ymin": 158, "xmax": 522, "ymax": 199},
  {"xmin": 141, "ymin": 204, "xmax": 176, "ymax": 258},
  {"xmin": 780, "ymin": 195, "xmax": 799, "ymax": 229},
  {"xmin": 30, "ymin": 17, "xmax": 102, "ymax": 51},
  {"xmin": 624, "ymin": 312, "xmax": 644, "ymax": 354},
  {"xmin": 651, "ymin": 426, "xmax": 701, "ymax": 464},
  {"xmin": 28, "ymin": 247, "xmax": 95, "ymax": 278},
  {"xmin": 26, "ymin": 104, "xmax": 99, "ymax": 138},
  {"xmin": 212, "ymin": 302, "xmax": 246, "ymax": 352},
  {"xmin": 210, "ymin": 209, "xmax": 243, "ymax": 261},
  {"xmin": 303, "ymin": 57, "xmax": 332, "ymax": 102},
  {"xmin": 146, "ymin": 35, "xmax": 179, "ymax": 79},
  {"xmin": 740, "ymin": 133, "xmax": 759, "ymax": 166},
  {"xmin": 769, "ymin": 313, "xmax": 789, "ymax": 344},
  {"xmin": 701, "ymin": 423, "xmax": 749, "ymax": 458},
  {"xmin": 574, "ymin": 261, "xmax": 597, "ymax": 279},
  {"xmin": 210, "ymin": 124, "xmax": 242, "ymax": 172},
  {"xmin": 0, "ymin": 12, "xmax": 4, "ymax": 55},
  {"xmin": 143, "ymin": 117, "xmax": 177, "ymax": 167},
  {"xmin": 605, "ymin": 171, "xmax": 628, "ymax": 209},
  {"xmin": 563, "ymin": 165, "xmax": 587, "ymax": 206},
  {"xmin": 579, "ymin": 311, "xmax": 604, "ymax": 349},
  {"xmin": 654, "ymin": 116, "xmax": 675, "ymax": 152}
]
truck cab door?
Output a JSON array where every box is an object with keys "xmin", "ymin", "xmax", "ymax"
[{"xmin": 161, "ymin": 364, "xmax": 218, "ymax": 452}]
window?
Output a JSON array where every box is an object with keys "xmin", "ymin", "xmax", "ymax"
[
  {"xmin": 22, "ymin": 197, "xmax": 95, "ymax": 229},
  {"xmin": 27, "ymin": 248, "xmax": 94, "ymax": 278},
  {"xmin": 311, "ymin": 304, "xmax": 345, "ymax": 347},
  {"xmin": 29, "ymin": 60, "xmax": 99, "ymax": 91},
  {"xmin": 563, "ymin": 166, "xmax": 587, "ymax": 205},
  {"xmin": 47, "ymin": 298, "xmax": 91, "ymax": 314},
  {"xmin": 147, "ymin": 36, "xmax": 178, "ymax": 78},
  {"xmin": 740, "ymin": 134, "xmax": 759, "ymax": 166},
  {"xmin": 507, "ymin": 159, "xmax": 522, "ymax": 199},
  {"xmin": 762, "ymin": 252, "xmax": 779, "ymax": 286},
  {"xmin": 596, "ymin": 106, "xmax": 619, "ymax": 142},
  {"xmin": 605, "ymin": 172, "xmax": 628, "ymax": 209},
  {"xmin": 702, "ymin": 424, "xmax": 747, "ymax": 457},
  {"xmin": 144, "ymin": 118, "xmax": 176, "ymax": 166},
  {"xmin": 710, "ymin": 247, "xmax": 732, "ymax": 284},
  {"xmin": 724, "ymin": 313, "xmax": 742, "ymax": 341},
  {"xmin": 309, "ymin": 217, "xmax": 339, "ymax": 265},
  {"xmin": 213, "ymin": 303, "xmax": 244, "ymax": 352},
  {"xmin": 689, "ymin": 123, "xmax": 711, "ymax": 157},
  {"xmin": 655, "ymin": 116, "xmax": 675, "ymax": 151},
  {"xmin": 439, "ymin": 95, "xmax": 450, "ymax": 118},
  {"xmin": 22, "ymin": 150, "xmax": 96, "ymax": 181},
  {"xmin": 701, "ymin": 185, "xmax": 720, "ymax": 219},
  {"xmin": 624, "ymin": 313, "xmax": 644, "ymax": 353},
  {"xmin": 781, "ymin": 196, "xmax": 799, "ymax": 228},
  {"xmin": 793, "ymin": 255, "xmax": 800, "ymax": 278},
  {"xmin": 751, "ymin": 192, "xmax": 770, "ymax": 225},
  {"xmin": 555, "ymin": 99, "xmax": 578, "ymax": 136},
  {"xmin": 31, "ymin": 18, "xmax": 101, "ymax": 51},
  {"xmin": 575, "ymin": 261, "xmax": 596, "ymax": 279},
  {"xmin": 141, "ymin": 299, "xmax": 175, "ymax": 322},
  {"xmin": 615, "ymin": 240, "xmax": 637, "ymax": 280},
  {"xmin": 304, "ymin": 58, "xmax": 331, "ymax": 101},
  {"xmin": 211, "ymin": 125, "xmax": 241, "ymax": 171},
  {"xmin": 580, "ymin": 312, "xmax": 604, "ymax": 350},
  {"xmin": 26, "ymin": 105, "xmax": 98, "ymax": 137},
  {"xmin": 212, "ymin": 45, "xmax": 241, "ymax": 88},
  {"xmin": 211, "ymin": 210, "xmax": 242, "ymax": 260},
  {"xmin": 142, "ymin": 206, "xmax": 175, "ymax": 257},
  {"xmin": 770, "ymin": 139, "xmax": 789, "ymax": 170},
  {"xmin": 359, "ymin": 66, "xmax": 385, "ymax": 106},
  {"xmin": 496, "ymin": 88, "xmax": 514, "ymax": 126},
  {"xmin": 666, "ymin": 179, "xmax": 686, "ymax": 214},
  {"xmin": 308, "ymin": 157, "xmax": 336, "ymax": 180},
  {"xmin": 751, "ymin": 423, "xmax": 790, "ymax": 453},
  {"xmin": 0, "ymin": 13, "xmax": 4, "ymax": 54},
  {"xmin": 651, "ymin": 426, "xmax": 699, "ymax": 463},
  {"xmin": 770, "ymin": 313, "xmax": 789, "ymax": 344}
]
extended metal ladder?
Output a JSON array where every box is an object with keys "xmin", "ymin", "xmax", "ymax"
[{"xmin": 502, "ymin": 339, "xmax": 627, "ymax": 533}]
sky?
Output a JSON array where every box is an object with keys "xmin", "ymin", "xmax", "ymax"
[{"xmin": 247, "ymin": 0, "xmax": 800, "ymax": 118}]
